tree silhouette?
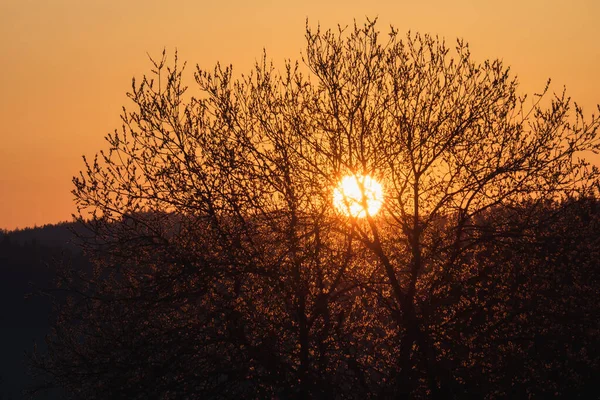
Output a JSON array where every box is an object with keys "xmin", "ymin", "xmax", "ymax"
[{"xmin": 32, "ymin": 20, "xmax": 600, "ymax": 398}]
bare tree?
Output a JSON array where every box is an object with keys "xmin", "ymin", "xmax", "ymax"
[{"xmin": 33, "ymin": 19, "xmax": 600, "ymax": 398}]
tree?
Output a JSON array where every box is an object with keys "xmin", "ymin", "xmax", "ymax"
[{"xmin": 32, "ymin": 19, "xmax": 600, "ymax": 398}]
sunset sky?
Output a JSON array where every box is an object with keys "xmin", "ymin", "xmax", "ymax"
[{"xmin": 1, "ymin": 0, "xmax": 599, "ymax": 230}]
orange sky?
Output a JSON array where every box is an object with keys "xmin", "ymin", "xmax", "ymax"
[{"xmin": 1, "ymin": 0, "xmax": 599, "ymax": 230}]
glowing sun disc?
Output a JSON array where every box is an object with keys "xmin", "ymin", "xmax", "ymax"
[{"xmin": 333, "ymin": 175, "xmax": 383, "ymax": 218}]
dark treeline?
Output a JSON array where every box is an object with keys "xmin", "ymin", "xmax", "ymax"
[
  {"xmin": 24, "ymin": 198, "xmax": 600, "ymax": 399},
  {"xmin": 1, "ymin": 223, "xmax": 86, "ymax": 254},
  {"xmin": 0, "ymin": 222, "xmax": 90, "ymax": 399}
]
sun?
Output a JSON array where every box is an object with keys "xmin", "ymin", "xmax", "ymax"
[{"xmin": 333, "ymin": 174, "xmax": 384, "ymax": 218}]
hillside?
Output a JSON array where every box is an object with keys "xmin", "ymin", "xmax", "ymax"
[{"xmin": 0, "ymin": 222, "xmax": 89, "ymax": 399}]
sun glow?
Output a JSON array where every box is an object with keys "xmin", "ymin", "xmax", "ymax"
[{"xmin": 333, "ymin": 175, "xmax": 384, "ymax": 218}]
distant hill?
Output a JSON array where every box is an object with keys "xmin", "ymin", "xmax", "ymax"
[
  {"xmin": 0, "ymin": 221, "xmax": 89, "ymax": 253},
  {"xmin": 0, "ymin": 221, "xmax": 90, "ymax": 399}
]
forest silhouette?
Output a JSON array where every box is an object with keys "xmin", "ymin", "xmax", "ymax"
[{"xmin": 1, "ymin": 20, "xmax": 599, "ymax": 399}]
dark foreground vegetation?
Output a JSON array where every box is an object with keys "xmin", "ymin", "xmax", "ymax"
[
  {"xmin": 2, "ymin": 201, "xmax": 599, "ymax": 398},
  {"xmin": 11, "ymin": 198, "xmax": 599, "ymax": 399},
  {"xmin": 9, "ymin": 19, "xmax": 600, "ymax": 398}
]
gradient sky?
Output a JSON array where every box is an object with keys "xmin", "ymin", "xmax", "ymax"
[{"xmin": 1, "ymin": 0, "xmax": 599, "ymax": 230}]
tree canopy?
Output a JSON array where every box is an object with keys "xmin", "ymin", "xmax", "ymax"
[{"xmin": 32, "ymin": 20, "xmax": 600, "ymax": 399}]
